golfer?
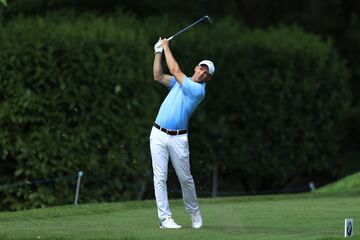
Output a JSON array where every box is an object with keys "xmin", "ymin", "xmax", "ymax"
[{"xmin": 150, "ymin": 38, "xmax": 215, "ymax": 229}]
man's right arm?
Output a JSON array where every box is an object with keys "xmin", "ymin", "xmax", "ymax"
[{"xmin": 153, "ymin": 45, "xmax": 172, "ymax": 87}]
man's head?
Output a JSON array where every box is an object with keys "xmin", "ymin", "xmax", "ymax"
[{"xmin": 193, "ymin": 60, "xmax": 215, "ymax": 83}]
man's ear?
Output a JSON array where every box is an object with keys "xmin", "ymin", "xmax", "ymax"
[
  {"xmin": 194, "ymin": 65, "xmax": 199, "ymax": 72},
  {"xmin": 206, "ymin": 75, "xmax": 212, "ymax": 82}
]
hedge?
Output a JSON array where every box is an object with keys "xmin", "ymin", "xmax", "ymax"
[
  {"xmin": 0, "ymin": 13, "xmax": 158, "ymax": 209},
  {"xmin": 178, "ymin": 20, "xmax": 352, "ymax": 192},
  {"xmin": 0, "ymin": 14, "xmax": 352, "ymax": 209}
]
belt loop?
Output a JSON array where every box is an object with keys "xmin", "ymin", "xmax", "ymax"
[{"xmin": 176, "ymin": 130, "xmax": 179, "ymax": 135}]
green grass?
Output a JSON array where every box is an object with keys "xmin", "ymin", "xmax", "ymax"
[
  {"xmin": 0, "ymin": 193, "xmax": 359, "ymax": 240},
  {"xmin": 318, "ymin": 171, "xmax": 360, "ymax": 194}
]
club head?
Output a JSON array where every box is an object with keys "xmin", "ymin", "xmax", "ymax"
[{"xmin": 204, "ymin": 15, "xmax": 213, "ymax": 24}]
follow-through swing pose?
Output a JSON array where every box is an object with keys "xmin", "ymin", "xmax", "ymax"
[{"xmin": 150, "ymin": 37, "xmax": 215, "ymax": 229}]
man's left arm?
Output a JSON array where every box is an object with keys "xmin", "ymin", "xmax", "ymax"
[{"xmin": 162, "ymin": 39, "xmax": 186, "ymax": 85}]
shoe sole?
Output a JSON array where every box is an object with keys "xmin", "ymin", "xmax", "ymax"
[
  {"xmin": 160, "ymin": 226, "xmax": 182, "ymax": 229},
  {"xmin": 192, "ymin": 226, "xmax": 202, "ymax": 229}
]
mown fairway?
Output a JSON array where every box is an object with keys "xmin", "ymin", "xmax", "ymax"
[{"xmin": 0, "ymin": 193, "xmax": 359, "ymax": 240}]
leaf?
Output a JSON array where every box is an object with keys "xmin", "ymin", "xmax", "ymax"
[{"xmin": 0, "ymin": 0, "xmax": 7, "ymax": 7}]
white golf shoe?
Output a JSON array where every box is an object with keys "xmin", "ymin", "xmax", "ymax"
[
  {"xmin": 160, "ymin": 216, "xmax": 182, "ymax": 229},
  {"xmin": 191, "ymin": 210, "xmax": 203, "ymax": 229}
]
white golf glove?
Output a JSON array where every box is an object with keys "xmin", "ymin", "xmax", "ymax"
[{"xmin": 154, "ymin": 38, "xmax": 163, "ymax": 54}]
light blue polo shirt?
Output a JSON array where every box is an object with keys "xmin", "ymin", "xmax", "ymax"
[{"xmin": 155, "ymin": 76, "xmax": 206, "ymax": 130}]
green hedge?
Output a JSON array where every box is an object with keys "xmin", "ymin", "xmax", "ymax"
[
  {"xmin": 180, "ymin": 20, "xmax": 352, "ymax": 192},
  {"xmin": 0, "ymin": 14, "xmax": 352, "ymax": 210},
  {"xmin": 0, "ymin": 14, "xmax": 158, "ymax": 209}
]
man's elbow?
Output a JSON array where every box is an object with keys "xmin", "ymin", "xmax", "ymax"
[
  {"xmin": 169, "ymin": 67, "xmax": 181, "ymax": 76},
  {"xmin": 153, "ymin": 73, "xmax": 162, "ymax": 82}
]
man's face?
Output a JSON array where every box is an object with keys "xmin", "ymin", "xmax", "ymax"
[{"xmin": 193, "ymin": 64, "xmax": 212, "ymax": 83}]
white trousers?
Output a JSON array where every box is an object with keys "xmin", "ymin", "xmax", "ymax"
[{"xmin": 149, "ymin": 126, "xmax": 199, "ymax": 220}]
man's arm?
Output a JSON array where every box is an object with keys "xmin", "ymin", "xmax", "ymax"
[
  {"xmin": 153, "ymin": 52, "xmax": 172, "ymax": 87},
  {"xmin": 162, "ymin": 39, "xmax": 185, "ymax": 85}
]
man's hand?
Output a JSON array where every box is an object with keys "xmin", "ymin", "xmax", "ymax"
[
  {"xmin": 161, "ymin": 38, "xmax": 169, "ymax": 51},
  {"xmin": 154, "ymin": 38, "xmax": 163, "ymax": 54}
]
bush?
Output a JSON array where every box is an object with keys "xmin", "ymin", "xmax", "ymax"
[
  {"xmin": 0, "ymin": 13, "xmax": 157, "ymax": 209},
  {"xmin": 0, "ymin": 14, "xmax": 352, "ymax": 209},
  {"xmin": 177, "ymin": 20, "xmax": 352, "ymax": 192}
]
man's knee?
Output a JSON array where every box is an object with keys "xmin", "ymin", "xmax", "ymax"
[
  {"xmin": 154, "ymin": 174, "xmax": 168, "ymax": 190},
  {"xmin": 178, "ymin": 174, "xmax": 194, "ymax": 185}
]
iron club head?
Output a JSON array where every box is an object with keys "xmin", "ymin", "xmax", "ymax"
[{"xmin": 204, "ymin": 15, "xmax": 213, "ymax": 24}]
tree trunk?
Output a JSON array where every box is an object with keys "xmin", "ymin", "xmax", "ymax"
[
  {"xmin": 212, "ymin": 163, "xmax": 219, "ymax": 197},
  {"xmin": 137, "ymin": 180, "xmax": 148, "ymax": 200}
]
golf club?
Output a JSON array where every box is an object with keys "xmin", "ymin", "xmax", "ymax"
[{"xmin": 168, "ymin": 15, "xmax": 212, "ymax": 41}]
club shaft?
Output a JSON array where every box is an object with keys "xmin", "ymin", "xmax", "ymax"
[{"xmin": 168, "ymin": 16, "xmax": 208, "ymax": 41}]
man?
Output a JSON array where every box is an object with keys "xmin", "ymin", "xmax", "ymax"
[{"xmin": 150, "ymin": 37, "xmax": 215, "ymax": 229}]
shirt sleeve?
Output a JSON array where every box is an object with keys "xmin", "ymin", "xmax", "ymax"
[
  {"xmin": 167, "ymin": 76, "xmax": 176, "ymax": 90},
  {"xmin": 180, "ymin": 76, "xmax": 205, "ymax": 101}
]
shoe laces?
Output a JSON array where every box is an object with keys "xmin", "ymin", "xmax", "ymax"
[
  {"xmin": 163, "ymin": 216, "xmax": 175, "ymax": 225},
  {"xmin": 191, "ymin": 211, "xmax": 201, "ymax": 223}
]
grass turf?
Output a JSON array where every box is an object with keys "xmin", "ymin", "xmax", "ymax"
[
  {"xmin": 0, "ymin": 193, "xmax": 359, "ymax": 240},
  {"xmin": 317, "ymin": 171, "xmax": 360, "ymax": 194}
]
